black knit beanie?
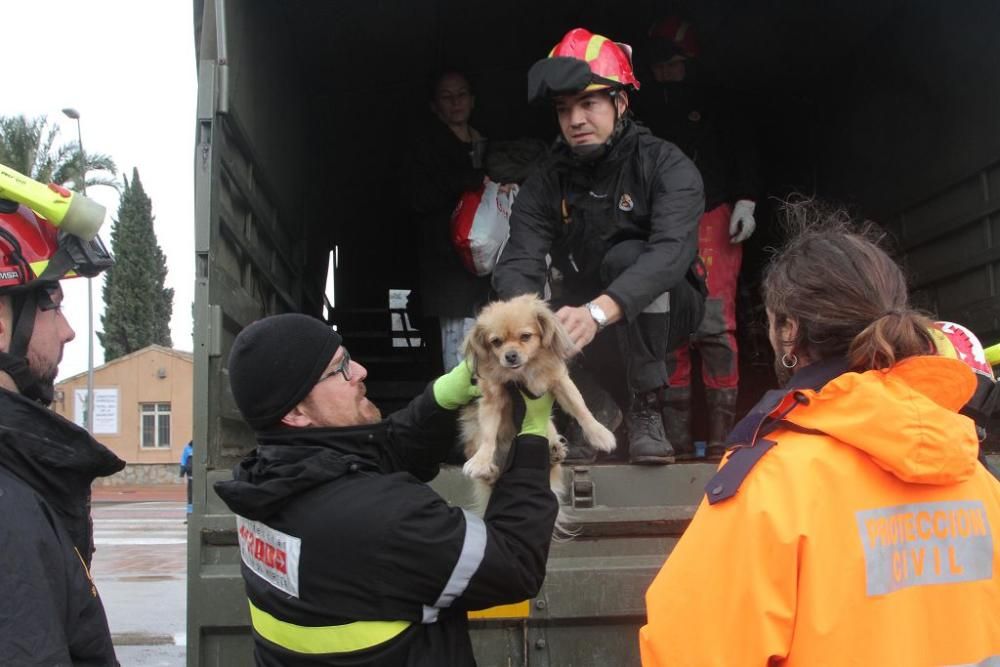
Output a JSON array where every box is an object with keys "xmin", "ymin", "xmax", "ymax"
[{"xmin": 228, "ymin": 313, "xmax": 342, "ymax": 430}]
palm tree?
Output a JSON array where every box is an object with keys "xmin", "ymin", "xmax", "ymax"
[{"xmin": 0, "ymin": 114, "xmax": 119, "ymax": 192}]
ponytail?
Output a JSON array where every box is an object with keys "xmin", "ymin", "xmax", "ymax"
[{"xmin": 848, "ymin": 310, "xmax": 935, "ymax": 372}]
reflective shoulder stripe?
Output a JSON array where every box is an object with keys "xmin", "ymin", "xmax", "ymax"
[
  {"xmin": 423, "ymin": 509, "xmax": 487, "ymax": 623},
  {"xmin": 248, "ymin": 600, "xmax": 410, "ymax": 655}
]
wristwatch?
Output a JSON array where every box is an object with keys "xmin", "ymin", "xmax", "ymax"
[{"xmin": 586, "ymin": 302, "xmax": 609, "ymax": 331}]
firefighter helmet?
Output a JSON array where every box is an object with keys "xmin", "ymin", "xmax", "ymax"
[
  {"xmin": 528, "ymin": 28, "xmax": 640, "ymax": 103},
  {"xmin": 647, "ymin": 16, "xmax": 701, "ymax": 61},
  {"xmin": 0, "ymin": 198, "xmax": 113, "ymax": 404},
  {"xmin": 930, "ymin": 321, "xmax": 994, "ymax": 381},
  {"xmin": 930, "ymin": 321, "xmax": 998, "ymax": 442},
  {"xmin": 0, "ymin": 200, "xmax": 112, "ymax": 292}
]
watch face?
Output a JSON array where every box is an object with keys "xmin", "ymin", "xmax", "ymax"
[{"xmin": 588, "ymin": 303, "xmax": 607, "ymax": 326}]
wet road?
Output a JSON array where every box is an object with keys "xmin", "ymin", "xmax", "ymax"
[{"xmin": 92, "ymin": 499, "xmax": 187, "ymax": 666}]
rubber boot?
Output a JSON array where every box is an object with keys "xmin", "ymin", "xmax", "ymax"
[
  {"xmin": 705, "ymin": 387, "xmax": 738, "ymax": 460},
  {"xmin": 563, "ymin": 370, "xmax": 622, "ymax": 464},
  {"xmin": 661, "ymin": 386, "xmax": 695, "ymax": 460},
  {"xmin": 628, "ymin": 390, "xmax": 675, "ymax": 465}
]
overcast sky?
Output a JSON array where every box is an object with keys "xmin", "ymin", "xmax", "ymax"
[{"xmin": 2, "ymin": 1, "xmax": 196, "ymax": 381}]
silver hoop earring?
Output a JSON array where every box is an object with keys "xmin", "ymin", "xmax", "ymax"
[{"xmin": 781, "ymin": 353, "xmax": 798, "ymax": 369}]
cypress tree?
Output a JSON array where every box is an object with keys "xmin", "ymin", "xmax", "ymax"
[{"xmin": 98, "ymin": 168, "xmax": 174, "ymax": 361}]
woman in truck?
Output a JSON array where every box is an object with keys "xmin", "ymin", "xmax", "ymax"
[
  {"xmin": 403, "ymin": 69, "xmax": 491, "ymax": 373},
  {"xmin": 640, "ymin": 200, "xmax": 1000, "ymax": 666}
]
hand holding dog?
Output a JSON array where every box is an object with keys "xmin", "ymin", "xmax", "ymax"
[
  {"xmin": 433, "ymin": 360, "xmax": 482, "ymax": 410},
  {"xmin": 506, "ymin": 384, "xmax": 555, "ymax": 437}
]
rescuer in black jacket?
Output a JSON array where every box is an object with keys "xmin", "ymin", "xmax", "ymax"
[
  {"xmin": 0, "ymin": 199, "xmax": 123, "ymax": 665},
  {"xmin": 638, "ymin": 17, "xmax": 761, "ymax": 461},
  {"xmin": 215, "ymin": 313, "xmax": 559, "ymax": 666},
  {"xmin": 493, "ymin": 28, "xmax": 705, "ymax": 464}
]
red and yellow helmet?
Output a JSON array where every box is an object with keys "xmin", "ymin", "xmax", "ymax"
[
  {"xmin": 930, "ymin": 321, "xmax": 998, "ymax": 441},
  {"xmin": 647, "ymin": 17, "xmax": 701, "ymax": 61},
  {"xmin": 528, "ymin": 28, "xmax": 640, "ymax": 103},
  {"xmin": 930, "ymin": 321, "xmax": 994, "ymax": 381},
  {"xmin": 0, "ymin": 200, "xmax": 112, "ymax": 293}
]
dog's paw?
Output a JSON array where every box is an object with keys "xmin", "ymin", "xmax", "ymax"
[
  {"xmin": 463, "ymin": 456, "xmax": 500, "ymax": 484},
  {"xmin": 584, "ymin": 422, "xmax": 617, "ymax": 452},
  {"xmin": 549, "ymin": 434, "xmax": 568, "ymax": 465}
]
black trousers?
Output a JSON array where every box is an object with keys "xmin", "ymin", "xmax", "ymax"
[{"xmin": 558, "ymin": 240, "xmax": 671, "ymax": 396}]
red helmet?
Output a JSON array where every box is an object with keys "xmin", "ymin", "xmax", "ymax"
[
  {"xmin": 528, "ymin": 28, "xmax": 640, "ymax": 103},
  {"xmin": 647, "ymin": 16, "xmax": 701, "ymax": 61},
  {"xmin": 930, "ymin": 321, "xmax": 998, "ymax": 442},
  {"xmin": 0, "ymin": 198, "xmax": 112, "ymax": 404},
  {"xmin": 0, "ymin": 200, "xmax": 112, "ymax": 292},
  {"xmin": 930, "ymin": 321, "xmax": 994, "ymax": 380}
]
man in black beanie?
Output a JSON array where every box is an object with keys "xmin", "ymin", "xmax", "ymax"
[{"xmin": 214, "ymin": 313, "xmax": 559, "ymax": 666}]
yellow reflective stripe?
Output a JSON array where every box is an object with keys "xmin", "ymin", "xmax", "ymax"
[
  {"xmin": 248, "ymin": 601, "xmax": 411, "ymax": 655},
  {"xmin": 468, "ymin": 600, "xmax": 531, "ymax": 619},
  {"xmin": 28, "ymin": 259, "xmax": 77, "ymax": 280},
  {"xmin": 585, "ymin": 34, "xmax": 608, "ymax": 62}
]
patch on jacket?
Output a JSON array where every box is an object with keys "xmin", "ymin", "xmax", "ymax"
[
  {"xmin": 855, "ymin": 500, "xmax": 993, "ymax": 596},
  {"xmin": 618, "ymin": 193, "xmax": 634, "ymax": 211},
  {"xmin": 237, "ymin": 516, "xmax": 302, "ymax": 597}
]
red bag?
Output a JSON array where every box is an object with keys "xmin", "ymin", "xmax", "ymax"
[{"xmin": 450, "ymin": 180, "xmax": 517, "ymax": 276}]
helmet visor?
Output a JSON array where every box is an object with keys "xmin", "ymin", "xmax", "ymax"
[
  {"xmin": 528, "ymin": 57, "xmax": 603, "ymax": 103},
  {"xmin": 60, "ymin": 232, "xmax": 114, "ymax": 278},
  {"xmin": 35, "ymin": 231, "xmax": 114, "ymax": 283}
]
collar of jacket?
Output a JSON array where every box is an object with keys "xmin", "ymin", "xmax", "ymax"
[
  {"xmin": 257, "ymin": 421, "xmax": 391, "ymax": 467},
  {"xmin": 214, "ymin": 421, "xmax": 393, "ymax": 521},
  {"xmin": 0, "ymin": 387, "xmax": 125, "ymax": 516},
  {"xmin": 726, "ymin": 357, "xmax": 851, "ymax": 447}
]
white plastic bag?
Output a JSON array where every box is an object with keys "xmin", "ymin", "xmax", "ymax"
[{"xmin": 450, "ymin": 180, "xmax": 517, "ymax": 277}]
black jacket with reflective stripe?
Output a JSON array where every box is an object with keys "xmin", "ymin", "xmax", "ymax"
[
  {"xmin": 0, "ymin": 388, "xmax": 124, "ymax": 666},
  {"xmin": 214, "ymin": 384, "xmax": 559, "ymax": 666},
  {"xmin": 493, "ymin": 121, "xmax": 704, "ymax": 322}
]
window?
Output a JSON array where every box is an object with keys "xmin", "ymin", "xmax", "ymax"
[{"xmin": 140, "ymin": 403, "xmax": 171, "ymax": 448}]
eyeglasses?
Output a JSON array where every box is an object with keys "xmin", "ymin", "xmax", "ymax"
[{"xmin": 317, "ymin": 349, "xmax": 352, "ymax": 384}]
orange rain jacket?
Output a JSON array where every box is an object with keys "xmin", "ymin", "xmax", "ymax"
[{"xmin": 641, "ymin": 356, "xmax": 1000, "ymax": 667}]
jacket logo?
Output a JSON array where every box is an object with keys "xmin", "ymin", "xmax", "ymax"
[
  {"xmin": 855, "ymin": 500, "xmax": 993, "ymax": 596},
  {"xmin": 618, "ymin": 193, "xmax": 634, "ymax": 212},
  {"xmin": 237, "ymin": 516, "xmax": 302, "ymax": 597}
]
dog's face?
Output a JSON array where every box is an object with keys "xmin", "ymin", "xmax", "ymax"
[{"xmin": 464, "ymin": 295, "xmax": 575, "ymax": 374}]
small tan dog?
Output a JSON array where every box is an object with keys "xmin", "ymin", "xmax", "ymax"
[{"xmin": 460, "ymin": 295, "xmax": 617, "ymax": 495}]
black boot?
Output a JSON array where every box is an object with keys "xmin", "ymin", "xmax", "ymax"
[
  {"xmin": 628, "ymin": 390, "xmax": 675, "ymax": 465},
  {"xmin": 563, "ymin": 372, "xmax": 622, "ymax": 464},
  {"xmin": 705, "ymin": 387, "xmax": 738, "ymax": 460},
  {"xmin": 661, "ymin": 386, "xmax": 695, "ymax": 460}
]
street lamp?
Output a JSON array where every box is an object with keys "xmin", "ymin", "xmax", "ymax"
[{"xmin": 61, "ymin": 107, "xmax": 95, "ymax": 434}]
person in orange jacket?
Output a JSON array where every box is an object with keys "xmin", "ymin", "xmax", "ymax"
[{"xmin": 640, "ymin": 202, "xmax": 1000, "ymax": 667}]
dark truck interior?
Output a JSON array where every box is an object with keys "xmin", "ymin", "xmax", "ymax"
[{"xmin": 197, "ymin": 0, "xmax": 1000, "ymax": 441}]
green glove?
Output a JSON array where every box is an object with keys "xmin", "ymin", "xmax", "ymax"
[
  {"xmin": 432, "ymin": 360, "xmax": 482, "ymax": 410},
  {"xmin": 507, "ymin": 383, "xmax": 555, "ymax": 438}
]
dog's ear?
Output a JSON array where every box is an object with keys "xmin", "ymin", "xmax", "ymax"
[
  {"xmin": 536, "ymin": 299, "xmax": 576, "ymax": 361},
  {"xmin": 462, "ymin": 321, "xmax": 493, "ymax": 371}
]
